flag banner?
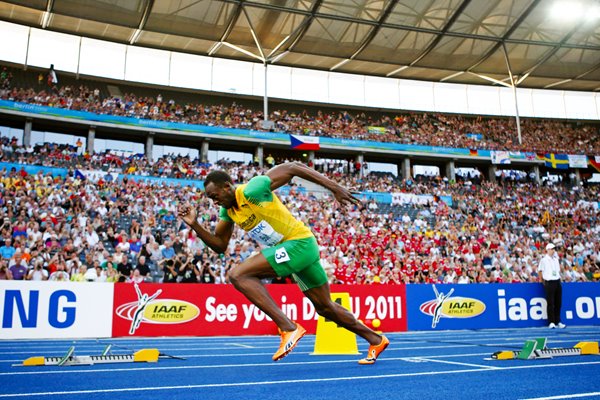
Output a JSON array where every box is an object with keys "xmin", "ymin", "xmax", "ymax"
[
  {"xmin": 590, "ymin": 156, "xmax": 600, "ymax": 173},
  {"xmin": 469, "ymin": 149, "xmax": 478, "ymax": 156},
  {"xmin": 367, "ymin": 126, "xmax": 386, "ymax": 134},
  {"xmin": 74, "ymin": 169, "xmax": 86, "ymax": 180},
  {"xmin": 466, "ymin": 133, "xmax": 483, "ymax": 141},
  {"xmin": 491, "ymin": 150, "xmax": 511, "ymax": 165},
  {"xmin": 568, "ymin": 154, "xmax": 588, "ymax": 169},
  {"xmin": 544, "ymin": 153, "xmax": 569, "ymax": 169},
  {"xmin": 290, "ymin": 134, "xmax": 320, "ymax": 150},
  {"xmin": 75, "ymin": 169, "xmax": 119, "ymax": 182}
]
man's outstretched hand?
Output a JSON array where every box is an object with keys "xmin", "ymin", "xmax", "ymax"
[
  {"xmin": 178, "ymin": 203, "xmax": 197, "ymax": 226},
  {"xmin": 331, "ymin": 186, "xmax": 361, "ymax": 207}
]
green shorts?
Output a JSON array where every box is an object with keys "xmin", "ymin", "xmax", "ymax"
[{"xmin": 262, "ymin": 236, "xmax": 327, "ymax": 291}]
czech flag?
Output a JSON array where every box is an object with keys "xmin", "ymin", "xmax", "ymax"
[
  {"xmin": 74, "ymin": 169, "xmax": 86, "ymax": 180},
  {"xmin": 290, "ymin": 134, "xmax": 320, "ymax": 150}
]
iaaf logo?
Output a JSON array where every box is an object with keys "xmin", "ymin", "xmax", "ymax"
[
  {"xmin": 116, "ymin": 284, "xmax": 200, "ymax": 334},
  {"xmin": 419, "ymin": 285, "xmax": 486, "ymax": 328}
]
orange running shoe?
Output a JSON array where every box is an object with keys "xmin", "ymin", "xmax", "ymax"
[
  {"xmin": 358, "ymin": 335, "xmax": 389, "ymax": 365},
  {"xmin": 272, "ymin": 323, "xmax": 306, "ymax": 361}
]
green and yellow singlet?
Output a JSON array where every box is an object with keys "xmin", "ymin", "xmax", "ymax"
[{"xmin": 218, "ymin": 176, "xmax": 313, "ymax": 247}]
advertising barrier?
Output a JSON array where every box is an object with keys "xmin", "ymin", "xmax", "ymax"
[
  {"xmin": 406, "ymin": 282, "xmax": 600, "ymax": 331},
  {"xmin": 1, "ymin": 282, "xmax": 598, "ymax": 339},
  {"xmin": 0, "ymin": 281, "xmax": 113, "ymax": 339},
  {"xmin": 112, "ymin": 283, "xmax": 407, "ymax": 336},
  {"xmin": 0, "ymin": 162, "xmax": 68, "ymax": 177}
]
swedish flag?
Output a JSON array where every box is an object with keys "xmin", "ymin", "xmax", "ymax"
[{"xmin": 544, "ymin": 153, "xmax": 569, "ymax": 169}]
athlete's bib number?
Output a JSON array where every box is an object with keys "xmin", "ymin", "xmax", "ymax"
[
  {"xmin": 274, "ymin": 247, "xmax": 290, "ymax": 264},
  {"xmin": 248, "ymin": 220, "xmax": 284, "ymax": 247}
]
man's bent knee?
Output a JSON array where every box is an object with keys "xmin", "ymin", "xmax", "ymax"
[{"xmin": 228, "ymin": 268, "xmax": 244, "ymax": 287}]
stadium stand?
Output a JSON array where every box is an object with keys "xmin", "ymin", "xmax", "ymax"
[
  {"xmin": 1, "ymin": 65, "xmax": 599, "ymax": 154},
  {"xmin": 0, "ymin": 132, "xmax": 598, "ymax": 284}
]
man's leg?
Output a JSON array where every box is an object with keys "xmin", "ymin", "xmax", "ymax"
[
  {"xmin": 228, "ymin": 252, "xmax": 296, "ymax": 331},
  {"xmin": 544, "ymin": 281, "xmax": 557, "ymax": 324},
  {"xmin": 303, "ymin": 282, "xmax": 382, "ymax": 345},
  {"xmin": 554, "ymin": 282, "xmax": 562, "ymax": 324}
]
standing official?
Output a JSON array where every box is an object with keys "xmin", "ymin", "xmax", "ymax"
[{"xmin": 539, "ymin": 243, "xmax": 565, "ymax": 329}]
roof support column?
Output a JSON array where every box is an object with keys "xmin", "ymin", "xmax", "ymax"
[
  {"xmin": 263, "ymin": 63, "xmax": 268, "ymax": 125},
  {"xmin": 445, "ymin": 160, "xmax": 456, "ymax": 182},
  {"xmin": 145, "ymin": 132, "xmax": 154, "ymax": 161},
  {"xmin": 530, "ymin": 165, "xmax": 540, "ymax": 185},
  {"xmin": 254, "ymin": 144, "xmax": 264, "ymax": 168},
  {"xmin": 487, "ymin": 165, "xmax": 497, "ymax": 183},
  {"xmin": 23, "ymin": 118, "xmax": 32, "ymax": 147},
  {"xmin": 502, "ymin": 43, "xmax": 522, "ymax": 145},
  {"xmin": 200, "ymin": 140, "xmax": 209, "ymax": 164},
  {"xmin": 87, "ymin": 125, "xmax": 95, "ymax": 154}
]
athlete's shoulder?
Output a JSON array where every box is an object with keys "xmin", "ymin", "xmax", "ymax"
[{"xmin": 243, "ymin": 175, "xmax": 273, "ymax": 203}]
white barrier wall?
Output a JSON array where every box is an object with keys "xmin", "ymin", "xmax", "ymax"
[
  {"xmin": 0, "ymin": 281, "xmax": 113, "ymax": 339},
  {"xmin": 0, "ymin": 20, "xmax": 598, "ymax": 120}
]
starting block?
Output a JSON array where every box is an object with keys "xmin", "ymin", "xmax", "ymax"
[
  {"xmin": 491, "ymin": 339, "xmax": 599, "ymax": 360},
  {"xmin": 20, "ymin": 345, "xmax": 161, "ymax": 367}
]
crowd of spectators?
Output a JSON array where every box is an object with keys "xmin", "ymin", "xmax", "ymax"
[
  {"xmin": 0, "ymin": 139, "xmax": 598, "ymax": 286},
  {"xmin": 0, "ymin": 66, "xmax": 598, "ymax": 155}
]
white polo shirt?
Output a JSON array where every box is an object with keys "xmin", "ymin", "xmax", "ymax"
[{"xmin": 539, "ymin": 253, "xmax": 560, "ymax": 281}]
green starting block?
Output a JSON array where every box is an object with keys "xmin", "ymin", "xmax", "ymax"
[{"xmin": 492, "ymin": 339, "xmax": 599, "ymax": 360}]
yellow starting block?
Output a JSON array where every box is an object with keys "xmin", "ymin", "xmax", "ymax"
[
  {"xmin": 491, "ymin": 339, "xmax": 599, "ymax": 360},
  {"xmin": 21, "ymin": 345, "xmax": 160, "ymax": 367}
]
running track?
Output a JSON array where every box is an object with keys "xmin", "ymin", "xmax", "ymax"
[{"xmin": 1, "ymin": 326, "xmax": 599, "ymax": 400}]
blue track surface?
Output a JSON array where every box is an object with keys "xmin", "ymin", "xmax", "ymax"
[{"xmin": 1, "ymin": 326, "xmax": 600, "ymax": 400}]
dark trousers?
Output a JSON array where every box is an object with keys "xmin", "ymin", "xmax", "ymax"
[{"xmin": 544, "ymin": 280, "xmax": 562, "ymax": 324}]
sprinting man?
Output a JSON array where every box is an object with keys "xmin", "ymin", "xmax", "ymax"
[
  {"xmin": 431, "ymin": 285, "xmax": 454, "ymax": 328},
  {"xmin": 130, "ymin": 283, "xmax": 162, "ymax": 334},
  {"xmin": 178, "ymin": 162, "xmax": 388, "ymax": 363}
]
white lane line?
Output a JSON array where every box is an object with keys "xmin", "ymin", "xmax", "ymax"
[
  {"xmin": 1, "ymin": 360, "xmax": 600, "ymax": 398},
  {"xmin": 0, "ymin": 353, "xmax": 494, "ymax": 376},
  {"xmin": 0, "ymin": 337, "xmax": 591, "ymax": 351},
  {"xmin": 0, "ymin": 349, "xmax": 493, "ymax": 366},
  {"xmin": 420, "ymin": 358, "xmax": 499, "ymax": 369},
  {"xmin": 229, "ymin": 343, "xmax": 255, "ymax": 348},
  {"xmin": 0, "ymin": 343, "xmax": 482, "ymax": 356},
  {"xmin": 1, "ymin": 334, "xmax": 596, "ymax": 353},
  {"xmin": 0, "ymin": 329, "xmax": 597, "ymax": 349},
  {"xmin": 0, "ymin": 327, "xmax": 593, "ymax": 343},
  {"xmin": 521, "ymin": 392, "xmax": 600, "ymax": 400}
]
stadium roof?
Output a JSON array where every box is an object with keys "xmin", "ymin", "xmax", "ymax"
[{"xmin": 2, "ymin": 0, "xmax": 600, "ymax": 91}]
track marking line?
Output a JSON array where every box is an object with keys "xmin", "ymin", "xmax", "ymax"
[
  {"xmin": 1, "ymin": 360, "xmax": 600, "ymax": 397},
  {"xmin": 0, "ymin": 352, "xmax": 495, "ymax": 368},
  {"xmin": 521, "ymin": 392, "xmax": 600, "ymax": 400},
  {"xmin": 0, "ymin": 326, "xmax": 594, "ymax": 345},
  {"xmin": 417, "ymin": 358, "xmax": 500, "ymax": 370},
  {"xmin": 0, "ymin": 343, "xmax": 482, "ymax": 356},
  {"xmin": 0, "ymin": 353, "xmax": 493, "ymax": 376},
  {"xmin": 1, "ymin": 337, "xmax": 592, "ymax": 353},
  {"xmin": 229, "ymin": 343, "xmax": 255, "ymax": 348}
]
